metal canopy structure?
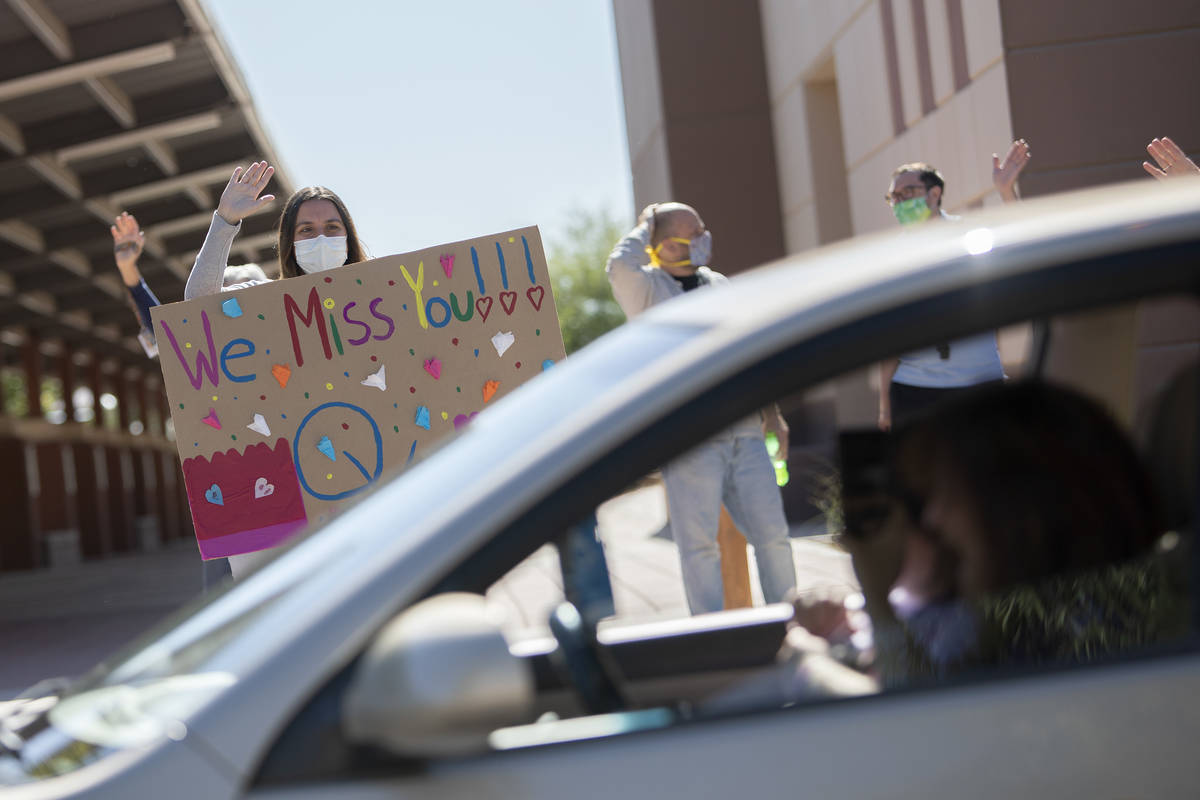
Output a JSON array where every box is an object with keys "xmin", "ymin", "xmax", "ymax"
[
  {"xmin": 0, "ymin": 0, "xmax": 295, "ymax": 572},
  {"xmin": 0, "ymin": 0, "xmax": 292, "ymax": 369}
]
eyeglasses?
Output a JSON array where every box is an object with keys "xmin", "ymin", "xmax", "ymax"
[{"xmin": 884, "ymin": 185, "xmax": 926, "ymax": 205}]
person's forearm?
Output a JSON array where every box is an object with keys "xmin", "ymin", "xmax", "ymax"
[
  {"xmin": 184, "ymin": 212, "xmax": 241, "ymax": 300},
  {"xmin": 604, "ymin": 223, "xmax": 654, "ymax": 318},
  {"xmin": 127, "ymin": 279, "xmax": 160, "ymax": 332},
  {"xmin": 115, "ymin": 255, "xmax": 142, "ymax": 287},
  {"xmin": 879, "ymin": 358, "xmax": 899, "ymax": 410}
]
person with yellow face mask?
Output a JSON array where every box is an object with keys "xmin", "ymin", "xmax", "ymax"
[{"xmin": 605, "ymin": 203, "xmax": 797, "ymax": 615}]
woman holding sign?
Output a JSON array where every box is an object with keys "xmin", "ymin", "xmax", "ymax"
[
  {"xmin": 183, "ymin": 162, "xmax": 368, "ymax": 579},
  {"xmin": 184, "ymin": 161, "xmax": 368, "ymax": 299}
]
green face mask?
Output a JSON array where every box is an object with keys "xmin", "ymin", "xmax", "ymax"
[{"xmin": 893, "ymin": 196, "xmax": 932, "ymax": 226}]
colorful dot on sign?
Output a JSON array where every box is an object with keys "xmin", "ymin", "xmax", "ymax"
[
  {"xmin": 281, "ymin": 413, "xmax": 287, "ymax": 419},
  {"xmin": 265, "ymin": 349, "xmax": 270, "ymax": 355},
  {"xmin": 515, "ymin": 362, "xmax": 521, "ymax": 369},
  {"xmin": 194, "ymin": 442, "xmax": 198, "ymax": 447},
  {"xmin": 409, "ymin": 348, "xmax": 415, "ymax": 355},
  {"xmin": 456, "ymin": 386, "xmax": 461, "ymax": 393},
  {"xmin": 233, "ymin": 396, "xmax": 238, "ymax": 401},
  {"xmin": 388, "ymin": 280, "xmax": 395, "ymax": 286},
  {"xmin": 341, "ymin": 423, "xmax": 349, "ymax": 430},
  {"xmin": 393, "ymin": 403, "xmax": 398, "ymax": 408},
  {"xmin": 178, "ymin": 403, "xmax": 184, "ymax": 409},
  {"xmin": 325, "ymin": 382, "xmax": 334, "ymax": 391},
  {"xmin": 370, "ymin": 355, "xmax": 377, "ymax": 362},
  {"xmin": 258, "ymin": 314, "xmax": 265, "ymax": 320},
  {"xmin": 356, "ymin": 279, "xmax": 362, "ymax": 285},
  {"xmin": 343, "ymin": 371, "xmax": 350, "ymax": 378},
  {"xmin": 402, "ymin": 304, "xmax": 408, "ymax": 310},
  {"xmin": 473, "ymin": 349, "xmax": 479, "ymax": 357},
  {"xmin": 393, "ymin": 425, "xmax": 399, "ymax": 433},
  {"xmin": 409, "ymin": 386, "xmax": 416, "ymax": 394},
  {"xmin": 304, "ymin": 392, "xmax": 310, "ymax": 399},
  {"xmin": 323, "ymin": 298, "xmax": 335, "ymax": 309},
  {"xmin": 212, "ymin": 396, "xmax": 218, "ymax": 402},
  {"xmin": 324, "ymin": 277, "xmax": 332, "ymax": 283},
  {"xmin": 452, "ymin": 337, "xmax": 458, "ymax": 346},
  {"xmin": 508, "ymin": 236, "xmax": 515, "ymax": 243},
  {"xmin": 260, "ymin": 395, "xmax": 266, "ymax": 401},
  {"xmin": 231, "ymin": 434, "xmax": 237, "ymax": 441},
  {"xmin": 185, "ymin": 343, "xmax": 192, "ymax": 349},
  {"xmin": 432, "ymin": 280, "xmax": 439, "ymax": 287},
  {"xmin": 326, "ymin": 473, "xmax": 333, "ymax": 480},
  {"xmin": 182, "ymin": 318, "xmax": 187, "ymax": 324}
]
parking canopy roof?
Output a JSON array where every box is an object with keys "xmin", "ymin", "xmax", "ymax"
[{"xmin": 0, "ymin": 0, "xmax": 292, "ymax": 368}]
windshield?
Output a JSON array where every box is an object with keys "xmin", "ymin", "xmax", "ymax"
[{"xmin": 0, "ymin": 320, "xmax": 700, "ymax": 785}]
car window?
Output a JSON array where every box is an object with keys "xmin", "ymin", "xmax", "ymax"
[
  {"xmin": 483, "ymin": 293, "xmax": 1196, "ymax": 711},
  {"xmin": 254, "ymin": 288, "xmax": 1197, "ymax": 786}
]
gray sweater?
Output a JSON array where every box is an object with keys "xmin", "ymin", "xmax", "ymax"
[{"xmin": 183, "ymin": 213, "xmax": 271, "ymax": 299}]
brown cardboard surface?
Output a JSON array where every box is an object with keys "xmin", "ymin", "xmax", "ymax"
[{"xmin": 151, "ymin": 226, "xmax": 565, "ymax": 558}]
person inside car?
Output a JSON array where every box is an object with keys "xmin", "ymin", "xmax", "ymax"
[{"xmin": 804, "ymin": 381, "xmax": 1188, "ymax": 691}]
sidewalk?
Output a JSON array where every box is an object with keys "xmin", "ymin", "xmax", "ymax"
[
  {"xmin": 2, "ymin": 484, "xmax": 857, "ymax": 697},
  {"xmin": 487, "ymin": 483, "xmax": 858, "ymax": 634},
  {"xmin": 0, "ymin": 541, "xmax": 216, "ymax": 697}
]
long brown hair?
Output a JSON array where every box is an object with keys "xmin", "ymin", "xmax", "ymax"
[
  {"xmin": 275, "ymin": 186, "xmax": 367, "ymax": 278},
  {"xmin": 895, "ymin": 381, "xmax": 1163, "ymax": 593}
]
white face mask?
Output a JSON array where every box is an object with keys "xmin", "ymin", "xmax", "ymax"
[{"xmin": 294, "ymin": 235, "xmax": 348, "ymax": 273}]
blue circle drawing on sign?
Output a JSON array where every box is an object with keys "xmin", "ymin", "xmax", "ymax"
[{"xmin": 293, "ymin": 401, "xmax": 383, "ymax": 502}]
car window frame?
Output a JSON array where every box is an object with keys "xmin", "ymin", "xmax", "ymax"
[{"xmin": 252, "ymin": 233, "xmax": 1200, "ymax": 787}]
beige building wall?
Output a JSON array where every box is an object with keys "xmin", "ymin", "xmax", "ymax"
[
  {"xmin": 612, "ymin": 0, "xmax": 672, "ymax": 207},
  {"xmin": 761, "ymin": 0, "xmax": 1013, "ymax": 252},
  {"xmin": 614, "ymin": 0, "xmax": 1198, "ymax": 439}
]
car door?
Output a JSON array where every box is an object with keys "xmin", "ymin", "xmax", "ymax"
[{"xmin": 244, "ymin": 205, "xmax": 1200, "ymax": 798}]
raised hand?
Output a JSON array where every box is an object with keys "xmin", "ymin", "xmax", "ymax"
[
  {"xmin": 110, "ymin": 211, "xmax": 145, "ymax": 283},
  {"xmin": 1143, "ymin": 137, "xmax": 1199, "ymax": 180},
  {"xmin": 216, "ymin": 161, "xmax": 276, "ymax": 225},
  {"xmin": 992, "ymin": 138, "xmax": 1031, "ymax": 203}
]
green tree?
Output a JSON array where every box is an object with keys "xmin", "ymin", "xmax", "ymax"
[{"xmin": 547, "ymin": 208, "xmax": 629, "ymax": 355}]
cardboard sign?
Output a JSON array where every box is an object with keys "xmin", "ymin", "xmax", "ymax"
[{"xmin": 152, "ymin": 226, "xmax": 565, "ymax": 559}]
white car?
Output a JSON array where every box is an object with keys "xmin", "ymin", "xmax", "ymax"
[{"xmin": 2, "ymin": 180, "xmax": 1197, "ymax": 798}]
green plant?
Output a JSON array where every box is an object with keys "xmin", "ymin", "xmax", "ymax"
[{"xmin": 547, "ymin": 207, "xmax": 629, "ymax": 355}]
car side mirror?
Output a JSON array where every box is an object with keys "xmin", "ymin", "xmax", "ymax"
[{"xmin": 342, "ymin": 593, "xmax": 535, "ymax": 758}]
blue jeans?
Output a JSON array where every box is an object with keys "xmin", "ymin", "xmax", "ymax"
[{"xmin": 661, "ymin": 433, "xmax": 797, "ymax": 614}]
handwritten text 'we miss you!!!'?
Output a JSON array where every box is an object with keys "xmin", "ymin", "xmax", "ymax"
[{"xmin": 158, "ymin": 238, "xmax": 548, "ymax": 392}]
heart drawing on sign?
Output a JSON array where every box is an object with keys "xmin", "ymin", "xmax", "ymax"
[
  {"xmin": 452, "ymin": 412, "xmax": 479, "ymax": 431},
  {"xmin": 439, "ymin": 253, "xmax": 454, "ymax": 278},
  {"xmin": 205, "ymin": 484, "xmax": 224, "ymax": 506},
  {"xmin": 526, "ymin": 285, "xmax": 545, "ymax": 311},
  {"xmin": 475, "ymin": 295, "xmax": 493, "ymax": 323},
  {"xmin": 499, "ymin": 291, "xmax": 518, "ymax": 315},
  {"xmin": 422, "ymin": 357, "xmax": 442, "ymax": 380},
  {"xmin": 254, "ymin": 477, "xmax": 275, "ymax": 499}
]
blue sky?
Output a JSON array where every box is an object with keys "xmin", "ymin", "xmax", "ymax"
[{"xmin": 204, "ymin": 0, "xmax": 634, "ymax": 257}]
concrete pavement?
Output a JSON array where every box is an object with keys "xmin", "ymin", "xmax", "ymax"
[{"xmin": 2, "ymin": 483, "xmax": 856, "ymax": 697}]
